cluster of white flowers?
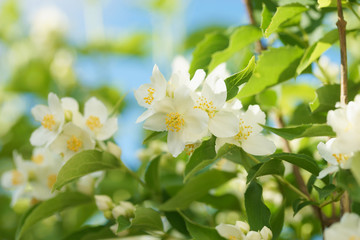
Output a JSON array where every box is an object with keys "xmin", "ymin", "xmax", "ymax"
[
  {"xmin": 1, "ymin": 93, "xmax": 118, "ymax": 205},
  {"xmin": 317, "ymin": 95, "xmax": 360, "ymax": 178},
  {"xmin": 95, "ymin": 195, "xmax": 136, "ymax": 235},
  {"xmin": 216, "ymin": 221, "xmax": 272, "ymax": 240},
  {"xmin": 135, "ymin": 58, "xmax": 276, "ymax": 157}
]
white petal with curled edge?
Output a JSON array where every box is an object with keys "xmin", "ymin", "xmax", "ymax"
[
  {"xmin": 317, "ymin": 140, "xmax": 338, "ymax": 165},
  {"xmin": 136, "ymin": 109, "xmax": 154, "ymax": 123},
  {"xmin": 151, "ymin": 64, "xmax": 167, "ymax": 87},
  {"xmin": 84, "ymin": 97, "xmax": 108, "ymax": 123},
  {"xmin": 201, "ymin": 81, "xmax": 226, "ymax": 109},
  {"xmin": 242, "ymin": 135, "xmax": 276, "ymax": 156},
  {"xmin": 134, "ymin": 83, "xmax": 154, "ymax": 108},
  {"xmin": 143, "ymin": 112, "xmax": 167, "ymax": 131},
  {"xmin": 167, "ymin": 131, "xmax": 185, "ymax": 157},
  {"xmin": 30, "ymin": 127, "xmax": 57, "ymax": 146},
  {"xmin": 97, "ymin": 117, "xmax": 118, "ymax": 141},
  {"xmin": 215, "ymin": 223, "xmax": 245, "ymax": 240},
  {"xmin": 209, "ymin": 111, "xmax": 239, "ymax": 138},
  {"xmin": 318, "ymin": 165, "xmax": 339, "ymax": 179},
  {"xmin": 48, "ymin": 92, "xmax": 64, "ymax": 121},
  {"xmin": 31, "ymin": 105, "xmax": 50, "ymax": 122},
  {"xmin": 189, "ymin": 69, "xmax": 205, "ymax": 91}
]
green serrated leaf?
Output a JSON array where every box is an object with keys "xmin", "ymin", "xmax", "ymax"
[
  {"xmin": 265, "ymin": 3, "xmax": 308, "ymax": 38},
  {"xmin": 271, "ymin": 153, "xmax": 320, "ymax": 175},
  {"xmin": 208, "ymin": 26, "xmax": 262, "ymax": 71},
  {"xmin": 225, "ymin": 56, "xmax": 256, "ymax": 100},
  {"xmin": 247, "ymin": 159, "xmax": 285, "ymax": 183},
  {"xmin": 245, "ymin": 181, "xmax": 271, "ymax": 231},
  {"xmin": 53, "ymin": 150, "xmax": 120, "ymax": 191},
  {"xmin": 262, "ymin": 124, "xmax": 335, "ymax": 140},
  {"xmin": 237, "ymin": 46, "xmax": 304, "ymax": 99},
  {"xmin": 160, "ymin": 170, "xmax": 235, "ymax": 211},
  {"xmin": 189, "ymin": 32, "xmax": 229, "ymax": 77},
  {"xmin": 296, "ymin": 30, "xmax": 338, "ymax": 75},
  {"xmin": 16, "ymin": 192, "xmax": 92, "ymax": 240}
]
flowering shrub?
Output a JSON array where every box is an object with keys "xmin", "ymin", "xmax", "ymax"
[{"xmin": 1, "ymin": 0, "xmax": 360, "ymax": 240}]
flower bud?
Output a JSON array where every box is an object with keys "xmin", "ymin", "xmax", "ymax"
[
  {"xmin": 107, "ymin": 142, "xmax": 122, "ymax": 159},
  {"xmin": 95, "ymin": 195, "xmax": 113, "ymax": 211},
  {"xmin": 235, "ymin": 221, "xmax": 250, "ymax": 234},
  {"xmin": 245, "ymin": 231, "xmax": 261, "ymax": 240},
  {"xmin": 260, "ymin": 226, "xmax": 273, "ymax": 240},
  {"xmin": 112, "ymin": 205, "xmax": 127, "ymax": 219}
]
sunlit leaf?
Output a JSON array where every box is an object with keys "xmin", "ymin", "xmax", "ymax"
[{"xmin": 262, "ymin": 124, "xmax": 335, "ymax": 140}]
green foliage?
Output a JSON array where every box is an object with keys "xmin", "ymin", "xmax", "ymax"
[
  {"xmin": 262, "ymin": 124, "xmax": 335, "ymax": 140},
  {"xmin": 185, "ymin": 219, "xmax": 224, "ymax": 240},
  {"xmin": 52, "ymin": 150, "xmax": 120, "ymax": 191},
  {"xmin": 16, "ymin": 192, "xmax": 92, "ymax": 240},
  {"xmin": 131, "ymin": 207, "xmax": 164, "ymax": 232},
  {"xmin": 247, "ymin": 159, "xmax": 285, "ymax": 183},
  {"xmin": 271, "ymin": 153, "xmax": 320, "ymax": 175},
  {"xmin": 144, "ymin": 156, "xmax": 161, "ymax": 193},
  {"xmin": 270, "ymin": 205, "xmax": 285, "ymax": 240}
]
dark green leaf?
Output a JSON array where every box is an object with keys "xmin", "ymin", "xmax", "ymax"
[
  {"xmin": 337, "ymin": 169, "xmax": 360, "ymax": 201},
  {"xmin": 208, "ymin": 26, "xmax": 262, "ymax": 71},
  {"xmin": 117, "ymin": 216, "xmax": 131, "ymax": 232},
  {"xmin": 143, "ymin": 131, "xmax": 167, "ymax": 145},
  {"xmin": 245, "ymin": 181, "xmax": 271, "ymax": 231},
  {"xmin": 262, "ymin": 124, "xmax": 335, "ymax": 140},
  {"xmin": 189, "ymin": 32, "xmax": 229, "ymax": 77},
  {"xmin": 160, "ymin": 170, "xmax": 235, "ymax": 211},
  {"xmin": 183, "ymin": 215, "xmax": 224, "ymax": 240},
  {"xmin": 292, "ymin": 199, "xmax": 315, "ymax": 216},
  {"xmin": 225, "ymin": 56, "xmax": 256, "ymax": 100},
  {"xmin": 271, "ymin": 153, "xmax": 320, "ymax": 175},
  {"xmin": 145, "ymin": 156, "xmax": 161, "ymax": 193},
  {"xmin": 270, "ymin": 205, "xmax": 285, "ymax": 240},
  {"xmin": 63, "ymin": 225, "xmax": 115, "ymax": 240},
  {"xmin": 265, "ymin": 3, "xmax": 308, "ymax": 38},
  {"xmin": 314, "ymin": 184, "xmax": 336, "ymax": 200},
  {"xmin": 16, "ymin": 192, "xmax": 92, "ymax": 240},
  {"xmin": 237, "ymin": 46, "xmax": 304, "ymax": 98},
  {"xmin": 53, "ymin": 150, "xmax": 120, "ymax": 191},
  {"xmin": 223, "ymin": 146, "xmax": 257, "ymax": 171},
  {"xmin": 165, "ymin": 211, "xmax": 189, "ymax": 236},
  {"xmin": 247, "ymin": 159, "xmax": 285, "ymax": 183},
  {"xmin": 199, "ymin": 193, "xmax": 241, "ymax": 211},
  {"xmin": 131, "ymin": 207, "xmax": 164, "ymax": 232}
]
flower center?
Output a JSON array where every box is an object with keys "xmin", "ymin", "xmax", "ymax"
[
  {"xmin": 229, "ymin": 236, "xmax": 237, "ymax": 240},
  {"xmin": 194, "ymin": 96, "xmax": 216, "ymax": 118},
  {"xmin": 166, "ymin": 112, "xmax": 184, "ymax": 132},
  {"xmin": 144, "ymin": 87, "xmax": 155, "ymax": 105},
  {"xmin": 31, "ymin": 154, "xmax": 44, "ymax": 164},
  {"xmin": 41, "ymin": 114, "xmax": 56, "ymax": 131},
  {"xmin": 86, "ymin": 115, "xmax": 103, "ymax": 131},
  {"xmin": 12, "ymin": 170, "xmax": 23, "ymax": 185},
  {"xmin": 67, "ymin": 135, "xmax": 83, "ymax": 152},
  {"xmin": 332, "ymin": 153, "xmax": 349, "ymax": 164},
  {"xmin": 47, "ymin": 174, "xmax": 57, "ymax": 189},
  {"xmin": 184, "ymin": 144, "xmax": 196, "ymax": 155},
  {"xmin": 234, "ymin": 119, "xmax": 253, "ymax": 141}
]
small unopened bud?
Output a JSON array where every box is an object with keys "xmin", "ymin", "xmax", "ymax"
[
  {"xmin": 246, "ymin": 231, "xmax": 262, "ymax": 240},
  {"xmin": 95, "ymin": 195, "xmax": 113, "ymax": 211},
  {"xmin": 104, "ymin": 210, "xmax": 113, "ymax": 219},
  {"xmin": 107, "ymin": 142, "xmax": 122, "ymax": 159},
  {"xmin": 236, "ymin": 221, "xmax": 250, "ymax": 234},
  {"xmin": 112, "ymin": 205, "xmax": 127, "ymax": 219},
  {"xmin": 260, "ymin": 226, "xmax": 272, "ymax": 240},
  {"xmin": 64, "ymin": 110, "xmax": 73, "ymax": 122}
]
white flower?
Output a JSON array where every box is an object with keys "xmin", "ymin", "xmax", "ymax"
[
  {"xmin": 324, "ymin": 213, "xmax": 360, "ymax": 240},
  {"xmin": 215, "ymin": 105, "xmax": 276, "ymax": 156},
  {"xmin": 30, "ymin": 92, "xmax": 65, "ymax": 147},
  {"xmin": 112, "ymin": 201, "xmax": 135, "ymax": 219},
  {"xmin": 135, "ymin": 65, "xmax": 167, "ymax": 123},
  {"xmin": 216, "ymin": 223, "xmax": 246, "ymax": 240},
  {"xmin": 143, "ymin": 86, "xmax": 208, "ymax": 157},
  {"xmin": 61, "ymin": 96, "xmax": 79, "ymax": 121},
  {"xmin": 74, "ymin": 97, "xmax": 118, "ymax": 141},
  {"xmin": 317, "ymin": 138, "xmax": 353, "ymax": 178},
  {"xmin": 193, "ymin": 65, "xmax": 239, "ymax": 138},
  {"xmin": 50, "ymin": 123, "xmax": 95, "ymax": 160},
  {"xmin": 95, "ymin": 195, "xmax": 113, "ymax": 211}
]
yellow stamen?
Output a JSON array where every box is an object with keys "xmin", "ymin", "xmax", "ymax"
[
  {"xmin": 332, "ymin": 153, "xmax": 349, "ymax": 164},
  {"xmin": 11, "ymin": 170, "xmax": 23, "ymax": 186},
  {"xmin": 229, "ymin": 236, "xmax": 237, "ymax": 240},
  {"xmin": 185, "ymin": 144, "xmax": 196, "ymax": 156},
  {"xmin": 194, "ymin": 96, "xmax": 216, "ymax": 118},
  {"xmin": 41, "ymin": 114, "xmax": 56, "ymax": 131},
  {"xmin": 67, "ymin": 135, "xmax": 83, "ymax": 152},
  {"xmin": 165, "ymin": 112, "xmax": 184, "ymax": 132},
  {"xmin": 31, "ymin": 154, "xmax": 44, "ymax": 164},
  {"xmin": 234, "ymin": 119, "xmax": 253, "ymax": 141},
  {"xmin": 349, "ymin": 236, "xmax": 360, "ymax": 240},
  {"xmin": 47, "ymin": 174, "xmax": 57, "ymax": 189},
  {"xmin": 86, "ymin": 115, "xmax": 103, "ymax": 131},
  {"xmin": 144, "ymin": 87, "xmax": 155, "ymax": 105}
]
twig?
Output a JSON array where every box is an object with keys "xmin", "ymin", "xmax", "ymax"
[
  {"xmin": 243, "ymin": 0, "xmax": 266, "ymax": 52},
  {"xmin": 336, "ymin": 0, "xmax": 351, "ymax": 214}
]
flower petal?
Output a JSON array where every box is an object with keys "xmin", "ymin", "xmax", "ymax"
[
  {"xmin": 189, "ymin": 69, "xmax": 205, "ymax": 91},
  {"xmin": 209, "ymin": 111, "xmax": 239, "ymax": 138},
  {"xmin": 48, "ymin": 92, "xmax": 64, "ymax": 121},
  {"xmin": 215, "ymin": 137, "xmax": 240, "ymax": 152},
  {"xmin": 215, "ymin": 223, "xmax": 245, "ymax": 239},
  {"xmin": 134, "ymin": 83, "xmax": 154, "ymax": 108},
  {"xmin": 31, "ymin": 105, "xmax": 51, "ymax": 122},
  {"xmin": 182, "ymin": 109, "xmax": 208, "ymax": 142},
  {"xmin": 167, "ymin": 131, "xmax": 185, "ymax": 157},
  {"xmin": 143, "ymin": 112, "xmax": 167, "ymax": 131},
  {"xmin": 136, "ymin": 109, "xmax": 154, "ymax": 123},
  {"xmin": 30, "ymin": 127, "xmax": 57, "ymax": 146},
  {"xmin": 318, "ymin": 165, "xmax": 339, "ymax": 179},
  {"xmin": 97, "ymin": 117, "xmax": 118, "ymax": 141},
  {"xmin": 84, "ymin": 97, "xmax": 108, "ymax": 123},
  {"xmin": 61, "ymin": 97, "xmax": 79, "ymax": 112},
  {"xmin": 242, "ymin": 135, "xmax": 276, "ymax": 156}
]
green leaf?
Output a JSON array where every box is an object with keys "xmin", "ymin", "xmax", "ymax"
[
  {"xmin": 186, "ymin": 220, "xmax": 224, "ymax": 240},
  {"xmin": 292, "ymin": 199, "xmax": 315, "ymax": 216},
  {"xmin": 270, "ymin": 205, "xmax": 285, "ymax": 240},
  {"xmin": 265, "ymin": 3, "xmax": 308, "ymax": 38},
  {"xmin": 351, "ymin": 153, "xmax": 360, "ymax": 185},
  {"xmin": 116, "ymin": 216, "xmax": 132, "ymax": 232},
  {"xmin": 160, "ymin": 170, "xmax": 236, "ymax": 211},
  {"xmin": 143, "ymin": 131, "xmax": 167, "ymax": 144},
  {"xmin": 314, "ymin": 184, "xmax": 337, "ymax": 200},
  {"xmin": 256, "ymin": 89, "xmax": 278, "ymax": 110},
  {"xmin": 63, "ymin": 225, "xmax": 115, "ymax": 240},
  {"xmin": 337, "ymin": 169, "xmax": 360, "ymax": 201},
  {"xmin": 131, "ymin": 207, "xmax": 164, "ymax": 232},
  {"xmin": 261, "ymin": 3, "xmax": 273, "ymax": 32},
  {"xmin": 271, "ymin": 153, "xmax": 320, "ymax": 175},
  {"xmin": 199, "ymin": 193, "xmax": 241, "ymax": 211},
  {"xmin": 145, "ymin": 156, "xmax": 161, "ymax": 193},
  {"xmin": 262, "ymin": 124, "xmax": 335, "ymax": 140},
  {"xmin": 296, "ymin": 30, "xmax": 338, "ymax": 75},
  {"xmin": 164, "ymin": 211, "xmax": 189, "ymax": 236},
  {"xmin": 245, "ymin": 181, "xmax": 271, "ymax": 231},
  {"xmin": 52, "ymin": 150, "xmax": 120, "ymax": 191},
  {"xmin": 16, "ymin": 192, "xmax": 92, "ymax": 240},
  {"xmin": 225, "ymin": 56, "xmax": 256, "ymax": 101},
  {"xmin": 223, "ymin": 146, "xmax": 257, "ymax": 171},
  {"xmin": 237, "ymin": 46, "xmax": 304, "ymax": 99},
  {"xmin": 208, "ymin": 26, "xmax": 262, "ymax": 71},
  {"xmin": 189, "ymin": 32, "xmax": 229, "ymax": 77},
  {"xmin": 318, "ymin": 0, "xmax": 337, "ymax": 8},
  {"xmin": 247, "ymin": 159, "xmax": 285, "ymax": 183}
]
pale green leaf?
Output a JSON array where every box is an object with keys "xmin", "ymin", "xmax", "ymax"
[{"xmin": 131, "ymin": 207, "xmax": 164, "ymax": 232}]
